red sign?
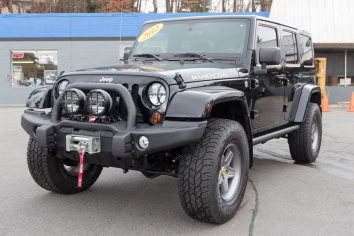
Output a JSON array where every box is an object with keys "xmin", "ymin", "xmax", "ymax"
[{"xmin": 12, "ymin": 53, "xmax": 24, "ymax": 58}]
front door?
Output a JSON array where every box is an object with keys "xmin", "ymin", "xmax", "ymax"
[{"xmin": 251, "ymin": 23, "xmax": 284, "ymax": 131}]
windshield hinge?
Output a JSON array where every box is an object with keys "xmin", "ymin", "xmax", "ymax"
[{"xmin": 174, "ymin": 73, "xmax": 186, "ymax": 89}]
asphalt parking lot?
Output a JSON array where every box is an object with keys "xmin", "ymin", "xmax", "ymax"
[{"xmin": 1, "ymin": 107, "xmax": 354, "ymax": 236}]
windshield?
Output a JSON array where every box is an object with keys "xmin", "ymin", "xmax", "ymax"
[{"xmin": 132, "ymin": 18, "xmax": 250, "ymax": 59}]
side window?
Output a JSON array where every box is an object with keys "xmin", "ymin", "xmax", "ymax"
[
  {"xmin": 282, "ymin": 31, "xmax": 298, "ymax": 64},
  {"xmin": 299, "ymin": 35, "xmax": 313, "ymax": 66},
  {"xmin": 256, "ymin": 25, "xmax": 278, "ymax": 63}
]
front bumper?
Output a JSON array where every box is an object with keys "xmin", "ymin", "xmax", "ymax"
[{"xmin": 21, "ymin": 109, "xmax": 206, "ymax": 159}]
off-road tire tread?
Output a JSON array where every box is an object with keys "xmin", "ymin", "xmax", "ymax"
[
  {"xmin": 178, "ymin": 118, "xmax": 248, "ymax": 223},
  {"xmin": 288, "ymin": 103, "xmax": 321, "ymax": 163},
  {"xmin": 27, "ymin": 137, "xmax": 102, "ymax": 194},
  {"xmin": 27, "ymin": 138, "xmax": 61, "ymax": 192}
]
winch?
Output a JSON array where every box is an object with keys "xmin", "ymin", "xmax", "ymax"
[{"xmin": 65, "ymin": 135, "xmax": 101, "ymax": 154}]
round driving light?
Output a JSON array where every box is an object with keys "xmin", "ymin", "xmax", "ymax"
[
  {"xmin": 62, "ymin": 89, "xmax": 86, "ymax": 115},
  {"xmin": 147, "ymin": 83, "xmax": 166, "ymax": 106},
  {"xmin": 87, "ymin": 89, "xmax": 112, "ymax": 116},
  {"xmin": 138, "ymin": 136, "xmax": 149, "ymax": 149}
]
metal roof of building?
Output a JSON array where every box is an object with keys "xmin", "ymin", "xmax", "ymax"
[{"xmin": 270, "ymin": 0, "xmax": 354, "ymax": 48}]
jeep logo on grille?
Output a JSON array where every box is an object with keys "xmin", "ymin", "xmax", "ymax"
[{"xmin": 100, "ymin": 77, "xmax": 113, "ymax": 83}]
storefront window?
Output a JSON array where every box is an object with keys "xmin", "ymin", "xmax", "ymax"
[
  {"xmin": 326, "ymin": 76, "xmax": 353, "ymax": 86},
  {"xmin": 11, "ymin": 51, "xmax": 58, "ymax": 87}
]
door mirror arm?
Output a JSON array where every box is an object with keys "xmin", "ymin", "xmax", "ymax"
[
  {"xmin": 251, "ymin": 65, "xmax": 267, "ymax": 76},
  {"xmin": 123, "ymin": 47, "xmax": 132, "ymax": 64}
]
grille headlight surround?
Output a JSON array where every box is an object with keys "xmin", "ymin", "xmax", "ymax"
[
  {"xmin": 87, "ymin": 89, "xmax": 112, "ymax": 116},
  {"xmin": 62, "ymin": 89, "xmax": 86, "ymax": 115},
  {"xmin": 147, "ymin": 82, "xmax": 166, "ymax": 106}
]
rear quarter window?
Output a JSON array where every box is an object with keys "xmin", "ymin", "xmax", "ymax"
[{"xmin": 299, "ymin": 35, "xmax": 314, "ymax": 66}]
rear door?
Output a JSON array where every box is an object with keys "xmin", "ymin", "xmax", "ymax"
[
  {"xmin": 281, "ymin": 27, "xmax": 301, "ymax": 121},
  {"xmin": 251, "ymin": 22, "xmax": 284, "ymax": 131},
  {"xmin": 299, "ymin": 34, "xmax": 316, "ymax": 84}
]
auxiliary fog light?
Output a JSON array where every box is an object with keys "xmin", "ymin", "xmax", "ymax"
[
  {"xmin": 62, "ymin": 89, "xmax": 86, "ymax": 115},
  {"xmin": 138, "ymin": 136, "xmax": 149, "ymax": 149},
  {"xmin": 87, "ymin": 89, "xmax": 112, "ymax": 116}
]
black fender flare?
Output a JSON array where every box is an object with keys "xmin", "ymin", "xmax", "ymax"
[
  {"xmin": 289, "ymin": 84, "xmax": 322, "ymax": 122},
  {"xmin": 26, "ymin": 86, "xmax": 52, "ymax": 109},
  {"xmin": 166, "ymin": 86, "xmax": 254, "ymax": 168},
  {"xmin": 166, "ymin": 86, "xmax": 249, "ymax": 118}
]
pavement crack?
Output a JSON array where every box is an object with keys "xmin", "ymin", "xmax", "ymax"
[{"xmin": 249, "ymin": 178, "xmax": 259, "ymax": 236}]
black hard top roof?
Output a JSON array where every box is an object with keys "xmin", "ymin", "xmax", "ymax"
[{"xmin": 144, "ymin": 15, "xmax": 311, "ymax": 38}]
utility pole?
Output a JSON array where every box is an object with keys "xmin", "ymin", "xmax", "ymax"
[{"xmin": 203, "ymin": 0, "xmax": 206, "ymax": 12}]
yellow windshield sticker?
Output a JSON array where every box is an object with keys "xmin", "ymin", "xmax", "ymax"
[{"xmin": 138, "ymin": 24, "xmax": 163, "ymax": 42}]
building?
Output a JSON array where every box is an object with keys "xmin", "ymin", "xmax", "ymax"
[
  {"xmin": 0, "ymin": 12, "xmax": 269, "ymax": 105},
  {"xmin": 270, "ymin": 0, "xmax": 354, "ymax": 104}
]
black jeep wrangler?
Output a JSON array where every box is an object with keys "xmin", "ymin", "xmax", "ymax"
[{"xmin": 22, "ymin": 16, "xmax": 322, "ymax": 224}]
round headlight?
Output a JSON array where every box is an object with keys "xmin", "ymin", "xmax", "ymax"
[
  {"xmin": 56, "ymin": 80, "xmax": 70, "ymax": 98},
  {"xmin": 147, "ymin": 83, "xmax": 166, "ymax": 106},
  {"xmin": 87, "ymin": 89, "xmax": 112, "ymax": 116},
  {"xmin": 61, "ymin": 89, "xmax": 86, "ymax": 115}
]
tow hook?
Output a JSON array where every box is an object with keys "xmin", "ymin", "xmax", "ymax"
[{"xmin": 77, "ymin": 141, "xmax": 85, "ymax": 188}]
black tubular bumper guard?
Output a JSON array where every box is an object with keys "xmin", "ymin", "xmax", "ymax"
[{"xmin": 21, "ymin": 83, "xmax": 207, "ymax": 160}]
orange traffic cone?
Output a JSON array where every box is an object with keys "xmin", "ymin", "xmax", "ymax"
[
  {"xmin": 348, "ymin": 92, "xmax": 354, "ymax": 112},
  {"xmin": 322, "ymin": 92, "xmax": 331, "ymax": 112}
]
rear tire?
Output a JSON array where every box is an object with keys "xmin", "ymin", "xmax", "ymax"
[
  {"xmin": 178, "ymin": 119, "xmax": 249, "ymax": 224},
  {"xmin": 288, "ymin": 103, "xmax": 322, "ymax": 163},
  {"xmin": 27, "ymin": 137, "xmax": 103, "ymax": 194}
]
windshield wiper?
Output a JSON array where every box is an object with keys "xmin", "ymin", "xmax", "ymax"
[
  {"xmin": 173, "ymin": 53, "xmax": 214, "ymax": 62},
  {"xmin": 133, "ymin": 53, "xmax": 163, "ymax": 61}
]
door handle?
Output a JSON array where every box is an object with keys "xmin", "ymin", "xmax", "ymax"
[{"xmin": 274, "ymin": 74, "xmax": 286, "ymax": 80}]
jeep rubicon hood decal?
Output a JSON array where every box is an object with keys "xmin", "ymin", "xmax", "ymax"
[{"xmin": 69, "ymin": 62, "xmax": 242, "ymax": 84}]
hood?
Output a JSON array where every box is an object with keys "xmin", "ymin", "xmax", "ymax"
[{"xmin": 65, "ymin": 61, "xmax": 245, "ymax": 85}]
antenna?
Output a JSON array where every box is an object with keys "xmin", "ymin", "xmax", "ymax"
[{"xmin": 119, "ymin": 2, "xmax": 123, "ymax": 62}]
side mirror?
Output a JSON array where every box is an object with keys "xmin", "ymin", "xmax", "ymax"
[
  {"xmin": 259, "ymin": 47, "xmax": 281, "ymax": 68},
  {"xmin": 123, "ymin": 47, "xmax": 132, "ymax": 64}
]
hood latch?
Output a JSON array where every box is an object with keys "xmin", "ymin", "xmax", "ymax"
[{"xmin": 174, "ymin": 72, "xmax": 186, "ymax": 89}]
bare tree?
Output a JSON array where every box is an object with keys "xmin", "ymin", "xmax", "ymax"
[
  {"xmin": 152, "ymin": 0, "xmax": 158, "ymax": 12},
  {"xmin": 251, "ymin": 0, "xmax": 255, "ymax": 11},
  {"xmin": 4, "ymin": 0, "xmax": 14, "ymax": 13},
  {"xmin": 165, "ymin": 0, "xmax": 174, "ymax": 12},
  {"xmin": 30, "ymin": 0, "xmax": 36, "ymax": 12}
]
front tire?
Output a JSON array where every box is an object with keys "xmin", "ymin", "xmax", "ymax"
[
  {"xmin": 288, "ymin": 102, "xmax": 322, "ymax": 163},
  {"xmin": 27, "ymin": 137, "xmax": 103, "ymax": 194},
  {"xmin": 178, "ymin": 119, "xmax": 249, "ymax": 224}
]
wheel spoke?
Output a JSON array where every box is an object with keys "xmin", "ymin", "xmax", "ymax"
[
  {"xmin": 220, "ymin": 179, "xmax": 229, "ymax": 194},
  {"xmin": 218, "ymin": 172, "xmax": 224, "ymax": 185},
  {"xmin": 224, "ymin": 149, "xmax": 233, "ymax": 166},
  {"xmin": 312, "ymin": 123, "xmax": 316, "ymax": 134},
  {"xmin": 226, "ymin": 167, "xmax": 236, "ymax": 178}
]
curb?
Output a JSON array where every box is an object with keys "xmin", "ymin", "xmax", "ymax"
[
  {"xmin": 0, "ymin": 104, "xmax": 26, "ymax": 107},
  {"xmin": 328, "ymin": 105, "xmax": 349, "ymax": 109}
]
